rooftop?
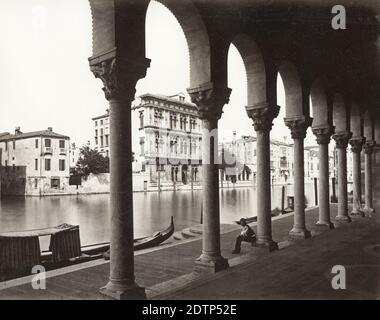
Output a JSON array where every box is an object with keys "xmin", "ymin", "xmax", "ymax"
[
  {"xmin": 0, "ymin": 128, "xmax": 69, "ymax": 142},
  {"xmin": 137, "ymin": 93, "xmax": 196, "ymax": 110}
]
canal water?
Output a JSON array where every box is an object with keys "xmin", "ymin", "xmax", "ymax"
[{"xmin": 0, "ymin": 183, "xmax": 320, "ymax": 249}]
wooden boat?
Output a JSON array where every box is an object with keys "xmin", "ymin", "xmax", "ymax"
[
  {"xmin": 234, "ymin": 208, "xmax": 282, "ymax": 225},
  {"xmin": 84, "ymin": 216, "xmax": 175, "ymax": 258},
  {"xmin": 0, "ymin": 217, "xmax": 175, "ymax": 277}
]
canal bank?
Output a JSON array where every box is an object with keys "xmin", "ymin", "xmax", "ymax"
[{"xmin": 1, "ymin": 203, "xmax": 377, "ymax": 300}]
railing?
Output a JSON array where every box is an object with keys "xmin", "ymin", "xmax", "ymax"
[
  {"xmin": 44, "ymin": 147, "xmax": 53, "ymax": 155},
  {"xmin": 59, "ymin": 148, "xmax": 67, "ymax": 155}
]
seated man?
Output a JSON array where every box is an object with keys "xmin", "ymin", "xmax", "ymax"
[{"xmin": 232, "ymin": 218, "xmax": 256, "ymax": 254}]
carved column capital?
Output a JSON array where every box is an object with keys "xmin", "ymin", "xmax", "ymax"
[
  {"xmin": 364, "ymin": 140, "xmax": 376, "ymax": 154},
  {"xmin": 349, "ymin": 136, "xmax": 366, "ymax": 153},
  {"xmin": 90, "ymin": 56, "xmax": 151, "ymax": 101},
  {"xmin": 245, "ymin": 103, "xmax": 280, "ymax": 132},
  {"xmin": 312, "ymin": 125, "xmax": 334, "ymax": 145},
  {"xmin": 284, "ymin": 115, "xmax": 313, "ymax": 139},
  {"xmin": 332, "ymin": 131, "xmax": 352, "ymax": 149},
  {"xmin": 187, "ymin": 83, "xmax": 232, "ymax": 122}
]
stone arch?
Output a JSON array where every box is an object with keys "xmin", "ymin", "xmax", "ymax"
[
  {"xmin": 154, "ymin": 0, "xmax": 211, "ymax": 87},
  {"xmin": 333, "ymin": 93, "xmax": 350, "ymax": 133},
  {"xmin": 278, "ymin": 61, "xmax": 303, "ymax": 117},
  {"xmin": 231, "ymin": 34, "xmax": 267, "ymax": 106},
  {"xmin": 89, "ymin": 0, "xmax": 211, "ymax": 88},
  {"xmin": 310, "ymin": 76, "xmax": 331, "ymax": 127},
  {"xmin": 350, "ymin": 102, "xmax": 364, "ymax": 138}
]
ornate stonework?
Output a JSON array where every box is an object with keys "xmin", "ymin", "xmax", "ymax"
[
  {"xmin": 284, "ymin": 116, "xmax": 313, "ymax": 139},
  {"xmin": 349, "ymin": 136, "xmax": 366, "ymax": 153},
  {"xmin": 187, "ymin": 83, "xmax": 232, "ymax": 121},
  {"xmin": 90, "ymin": 57, "xmax": 150, "ymax": 101},
  {"xmin": 245, "ymin": 104, "xmax": 280, "ymax": 132},
  {"xmin": 332, "ymin": 132, "xmax": 352, "ymax": 149},
  {"xmin": 364, "ymin": 140, "xmax": 376, "ymax": 154},
  {"xmin": 312, "ymin": 126, "xmax": 334, "ymax": 145}
]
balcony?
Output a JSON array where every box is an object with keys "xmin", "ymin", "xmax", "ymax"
[
  {"xmin": 43, "ymin": 147, "xmax": 53, "ymax": 155},
  {"xmin": 59, "ymin": 148, "xmax": 67, "ymax": 155}
]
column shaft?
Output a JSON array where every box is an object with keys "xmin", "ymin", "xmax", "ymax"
[
  {"xmin": 196, "ymin": 118, "xmax": 228, "ymax": 272},
  {"xmin": 289, "ymin": 137, "xmax": 311, "ymax": 238},
  {"xmin": 246, "ymin": 104, "xmax": 280, "ymax": 251},
  {"xmin": 316, "ymin": 143, "xmax": 334, "ymax": 228},
  {"xmin": 102, "ymin": 98, "xmax": 146, "ymax": 299},
  {"xmin": 351, "ymin": 151, "xmax": 364, "ymax": 215},
  {"xmin": 285, "ymin": 116, "xmax": 312, "ymax": 240},
  {"xmin": 336, "ymin": 148, "xmax": 351, "ymax": 221},
  {"xmin": 364, "ymin": 147, "xmax": 375, "ymax": 212},
  {"xmin": 256, "ymin": 130, "xmax": 277, "ymax": 250}
]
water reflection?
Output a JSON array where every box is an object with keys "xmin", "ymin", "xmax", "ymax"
[{"xmin": 0, "ymin": 183, "xmax": 324, "ymax": 248}]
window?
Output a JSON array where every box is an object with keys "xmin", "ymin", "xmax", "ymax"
[
  {"xmin": 45, "ymin": 159, "xmax": 51, "ymax": 171},
  {"xmin": 95, "ymin": 137, "xmax": 98, "ymax": 145},
  {"xmin": 35, "ymin": 139, "xmax": 39, "ymax": 148},
  {"xmin": 101, "ymin": 128, "xmax": 104, "ymax": 136},
  {"xmin": 34, "ymin": 179, "xmax": 38, "ymax": 189},
  {"xmin": 45, "ymin": 139, "xmax": 51, "ymax": 148},
  {"xmin": 95, "ymin": 121, "xmax": 98, "ymax": 127},
  {"xmin": 105, "ymin": 135, "xmax": 109, "ymax": 147},
  {"xmin": 51, "ymin": 178, "xmax": 60, "ymax": 189},
  {"xmin": 100, "ymin": 120, "xmax": 103, "ymax": 126},
  {"xmin": 59, "ymin": 140, "xmax": 65, "ymax": 148},
  {"xmin": 5, "ymin": 160, "xmax": 8, "ymax": 168},
  {"xmin": 95, "ymin": 129, "xmax": 98, "ymax": 137},
  {"xmin": 100, "ymin": 136, "xmax": 104, "ymax": 147},
  {"xmin": 13, "ymin": 140, "xmax": 16, "ymax": 150},
  {"xmin": 5, "ymin": 141, "xmax": 7, "ymax": 151},
  {"xmin": 139, "ymin": 111, "xmax": 144, "ymax": 129},
  {"xmin": 59, "ymin": 159, "xmax": 65, "ymax": 171},
  {"xmin": 35, "ymin": 159, "xmax": 38, "ymax": 171}
]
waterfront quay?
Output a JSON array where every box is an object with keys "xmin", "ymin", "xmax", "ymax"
[{"xmin": 0, "ymin": 202, "xmax": 379, "ymax": 300}]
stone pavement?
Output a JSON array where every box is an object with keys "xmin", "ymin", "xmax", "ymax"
[{"xmin": 0, "ymin": 203, "xmax": 379, "ymax": 299}]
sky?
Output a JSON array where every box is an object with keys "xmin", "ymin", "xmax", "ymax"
[{"xmin": 0, "ymin": 0, "xmax": 316, "ymax": 147}]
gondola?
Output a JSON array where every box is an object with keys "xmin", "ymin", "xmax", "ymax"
[
  {"xmin": 234, "ymin": 208, "xmax": 282, "ymax": 225},
  {"xmin": 88, "ymin": 216, "xmax": 175, "ymax": 259},
  {"xmin": 0, "ymin": 217, "xmax": 175, "ymax": 280}
]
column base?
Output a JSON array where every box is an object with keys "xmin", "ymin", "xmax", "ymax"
[
  {"xmin": 289, "ymin": 227, "xmax": 311, "ymax": 241},
  {"xmin": 350, "ymin": 209, "xmax": 365, "ymax": 217},
  {"xmin": 364, "ymin": 207, "xmax": 375, "ymax": 213},
  {"xmin": 315, "ymin": 221, "xmax": 335, "ymax": 230},
  {"xmin": 335, "ymin": 215, "xmax": 352, "ymax": 223},
  {"xmin": 255, "ymin": 239, "xmax": 279, "ymax": 252},
  {"xmin": 194, "ymin": 254, "xmax": 229, "ymax": 274},
  {"xmin": 100, "ymin": 281, "xmax": 146, "ymax": 300}
]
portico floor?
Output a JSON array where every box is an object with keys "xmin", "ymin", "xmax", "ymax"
[{"xmin": 0, "ymin": 202, "xmax": 379, "ymax": 300}]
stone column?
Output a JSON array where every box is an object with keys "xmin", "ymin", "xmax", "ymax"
[
  {"xmin": 285, "ymin": 116, "xmax": 312, "ymax": 240},
  {"xmin": 332, "ymin": 132, "xmax": 352, "ymax": 223},
  {"xmin": 90, "ymin": 57, "xmax": 150, "ymax": 300},
  {"xmin": 246, "ymin": 104, "xmax": 280, "ymax": 251},
  {"xmin": 188, "ymin": 83, "xmax": 231, "ymax": 273},
  {"xmin": 364, "ymin": 141, "xmax": 375, "ymax": 213},
  {"xmin": 312, "ymin": 126, "xmax": 335, "ymax": 229},
  {"xmin": 349, "ymin": 137, "xmax": 365, "ymax": 216}
]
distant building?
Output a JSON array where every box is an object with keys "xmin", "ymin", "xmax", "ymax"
[
  {"xmin": 133, "ymin": 93, "xmax": 202, "ymax": 185},
  {"xmin": 92, "ymin": 93, "xmax": 203, "ymax": 187},
  {"xmin": 0, "ymin": 127, "xmax": 70, "ymax": 196},
  {"xmin": 220, "ymin": 134, "xmax": 294, "ymax": 184},
  {"xmin": 92, "ymin": 110, "xmax": 110, "ymax": 157}
]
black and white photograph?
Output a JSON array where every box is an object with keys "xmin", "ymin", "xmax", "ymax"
[{"xmin": 0, "ymin": 0, "xmax": 379, "ymax": 308}]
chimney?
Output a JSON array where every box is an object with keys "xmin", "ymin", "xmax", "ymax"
[
  {"xmin": 47, "ymin": 127, "xmax": 53, "ymax": 132},
  {"xmin": 15, "ymin": 127, "xmax": 22, "ymax": 135}
]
